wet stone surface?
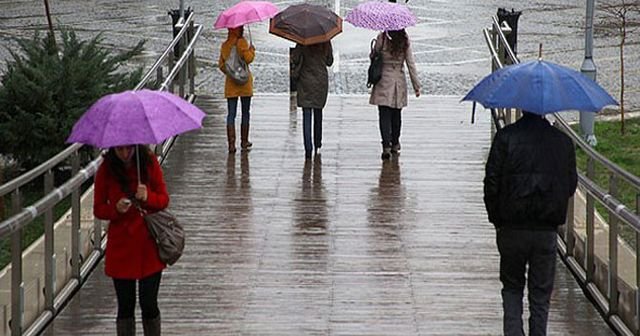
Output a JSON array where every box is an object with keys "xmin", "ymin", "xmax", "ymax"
[{"xmin": 43, "ymin": 96, "xmax": 614, "ymax": 335}]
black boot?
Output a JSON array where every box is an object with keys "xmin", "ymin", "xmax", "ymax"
[
  {"xmin": 142, "ymin": 316, "xmax": 161, "ymax": 336},
  {"xmin": 116, "ymin": 318, "xmax": 135, "ymax": 336}
]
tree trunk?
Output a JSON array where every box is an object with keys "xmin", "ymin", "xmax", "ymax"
[{"xmin": 43, "ymin": 0, "xmax": 55, "ymax": 39}]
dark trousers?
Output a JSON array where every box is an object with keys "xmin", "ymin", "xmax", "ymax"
[
  {"xmin": 497, "ymin": 229, "xmax": 557, "ymax": 336},
  {"xmin": 378, "ymin": 106, "xmax": 401, "ymax": 148},
  {"xmin": 113, "ymin": 271, "xmax": 162, "ymax": 319},
  {"xmin": 302, "ymin": 107, "xmax": 323, "ymax": 152},
  {"xmin": 227, "ymin": 96, "xmax": 251, "ymax": 126}
]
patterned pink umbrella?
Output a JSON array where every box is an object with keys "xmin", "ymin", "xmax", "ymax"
[
  {"xmin": 214, "ymin": 1, "xmax": 279, "ymax": 29},
  {"xmin": 345, "ymin": 1, "xmax": 417, "ymax": 31}
]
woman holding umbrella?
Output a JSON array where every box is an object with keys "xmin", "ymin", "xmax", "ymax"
[
  {"xmin": 94, "ymin": 144, "xmax": 169, "ymax": 336},
  {"xmin": 269, "ymin": 3, "xmax": 342, "ymax": 159},
  {"xmin": 291, "ymin": 41, "xmax": 334, "ymax": 159},
  {"xmin": 218, "ymin": 25, "xmax": 255, "ymax": 153},
  {"xmin": 345, "ymin": 1, "xmax": 421, "ymax": 160},
  {"xmin": 67, "ymin": 89, "xmax": 206, "ymax": 336},
  {"xmin": 370, "ymin": 29, "xmax": 421, "ymax": 159}
]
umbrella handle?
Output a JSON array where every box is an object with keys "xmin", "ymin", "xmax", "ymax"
[
  {"xmin": 136, "ymin": 144, "xmax": 141, "ymax": 185},
  {"xmin": 248, "ymin": 26, "xmax": 253, "ymax": 48}
]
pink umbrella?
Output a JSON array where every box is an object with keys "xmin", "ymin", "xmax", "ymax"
[
  {"xmin": 345, "ymin": 1, "xmax": 416, "ymax": 31},
  {"xmin": 214, "ymin": 1, "xmax": 279, "ymax": 29}
]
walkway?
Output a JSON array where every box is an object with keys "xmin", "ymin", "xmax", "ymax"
[{"xmin": 43, "ymin": 95, "xmax": 613, "ymax": 335}]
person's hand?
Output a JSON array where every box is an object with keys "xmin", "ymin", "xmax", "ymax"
[
  {"xmin": 135, "ymin": 184, "xmax": 148, "ymax": 202},
  {"xmin": 415, "ymin": 89, "xmax": 421, "ymax": 98},
  {"xmin": 116, "ymin": 198, "xmax": 132, "ymax": 214}
]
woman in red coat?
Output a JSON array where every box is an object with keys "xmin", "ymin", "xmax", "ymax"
[{"xmin": 94, "ymin": 145, "xmax": 169, "ymax": 336}]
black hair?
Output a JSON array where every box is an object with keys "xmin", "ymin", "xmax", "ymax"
[
  {"xmin": 104, "ymin": 145, "xmax": 151, "ymax": 194},
  {"xmin": 387, "ymin": 29, "xmax": 408, "ymax": 57}
]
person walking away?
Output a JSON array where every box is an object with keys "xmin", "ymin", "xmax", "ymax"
[
  {"xmin": 484, "ymin": 111, "xmax": 577, "ymax": 336},
  {"xmin": 369, "ymin": 30, "xmax": 420, "ymax": 160},
  {"xmin": 291, "ymin": 41, "xmax": 333, "ymax": 159},
  {"xmin": 218, "ymin": 26, "xmax": 255, "ymax": 153},
  {"xmin": 94, "ymin": 145, "xmax": 170, "ymax": 336}
]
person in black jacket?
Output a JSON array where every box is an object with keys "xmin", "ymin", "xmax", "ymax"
[{"xmin": 484, "ymin": 111, "xmax": 577, "ymax": 336}]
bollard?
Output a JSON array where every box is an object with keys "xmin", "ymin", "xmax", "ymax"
[
  {"xmin": 496, "ymin": 8, "xmax": 522, "ymax": 60},
  {"xmin": 168, "ymin": 7, "xmax": 193, "ymax": 58}
]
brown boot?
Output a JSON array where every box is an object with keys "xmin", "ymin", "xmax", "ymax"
[
  {"xmin": 142, "ymin": 316, "xmax": 161, "ymax": 336},
  {"xmin": 116, "ymin": 318, "xmax": 135, "ymax": 336},
  {"xmin": 226, "ymin": 125, "xmax": 236, "ymax": 153},
  {"xmin": 240, "ymin": 124, "xmax": 252, "ymax": 151}
]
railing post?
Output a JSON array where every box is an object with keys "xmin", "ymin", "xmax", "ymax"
[
  {"xmin": 70, "ymin": 153, "xmax": 81, "ymax": 280},
  {"xmin": 566, "ymin": 195, "xmax": 576, "ymax": 257},
  {"xmin": 156, "ymin": 67, "xmax": 163, "ymax": 89},
  {"xmin": 490, "ymin": 23, "xmax": 498, "ymax": 73},
  {"xmin": 178, "ymin": 27, "xmax": 187, "ymax": 97},
  {"xmin": 586, "ymin": 157, "xmax": 596, "ymax": 283},
  {"xmin": 10, "ymin": 190, "xmax": 23, "ymax": 336},
  {"xmin": 635, "ymin": 193, "xmax": 640, "ymax": 335},
  {"xmin": 188, "ymin": 19, "xmax": 196, "ymax": 95},
  {"xmin": 608, "ymin": 174, "xmax": 619, "ymax": 316},
  {"xmin": 44, "ymin": 170, "xmax": 55, "ymax": 314}
]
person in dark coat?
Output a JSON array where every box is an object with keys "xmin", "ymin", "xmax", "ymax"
[
  {"xmin": 94, "ymin": 145, "xmax": 169, "ymax": 336},
  {"xmin": 484, "ymin": 111, "xmax": 577, "ymax": 336},
  {"xmin": 291, "ymin": 41, "xmax": 333, "ymax": 159}
]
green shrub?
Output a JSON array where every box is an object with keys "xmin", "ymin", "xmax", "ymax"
[{"xmin": 0, "ymin": 29, "xmax": 145, "ymax": 171}]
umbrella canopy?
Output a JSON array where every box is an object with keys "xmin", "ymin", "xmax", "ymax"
[
  {"xmin": 66, "ymin": 89, "xmax": 205, "ymax": 148},
  {"xmin": 269, "ymin": 4, "xmax": 342, "ymax": 45},
  {"xmin": 345, "ymin": 1, "xmax": 416, "ymax": 31},
  {"xmin": 214, "ymin": 1, "xmax": 279, "ymax": 29},
  {"xmin": 462, "ymin": 60, "xmax": 618, "ymax": 115}
]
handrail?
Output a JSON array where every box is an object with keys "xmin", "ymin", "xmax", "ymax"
[
  {"xmin": 484, "ymin": 15, "xmax": 640, "ymax": 336},
  {"xmin": 554, "ymin": 116, "xmax": 640, "ymax": 188},
  {"xmin": 0, "ymin": 144, "xmax": 82, "ymax": 198},
  {"xmin": 0, "ymin": 11, "xmax": 202, "ymax": 336},
  {"xmin": 135, "ymin": 11, "xmax": 195, "ymax": 90}
]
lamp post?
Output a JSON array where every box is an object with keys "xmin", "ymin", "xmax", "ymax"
[{"xmin": 580, "ymin": 0, "xmax": 598, "ymax": 146}]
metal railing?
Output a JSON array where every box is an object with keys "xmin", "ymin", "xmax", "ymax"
[
  {"xmin": 484, "ymin": 16, "xmax": 640, "ymax": 336},
  {"xmin": 0, "ymin": 11, "xmax": 203, "ymax": 336}
]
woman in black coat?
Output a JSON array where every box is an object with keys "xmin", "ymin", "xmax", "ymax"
[{"xmin": 291, "ymin": 41, "xmax": 333, "ymax": 159}]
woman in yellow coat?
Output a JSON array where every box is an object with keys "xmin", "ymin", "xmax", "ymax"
[{"xmin": 218, "ymin": 26, "xmax": 255, "ymax": 153}]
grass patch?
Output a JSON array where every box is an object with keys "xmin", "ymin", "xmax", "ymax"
[{"xmin": 572, "ymin": 117, "xmax": 640, "ymax": 244}]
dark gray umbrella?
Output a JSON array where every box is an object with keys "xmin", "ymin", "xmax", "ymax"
[{"xmin": 269, "ymin": 4, "xmax": 342, "ymax": 46}]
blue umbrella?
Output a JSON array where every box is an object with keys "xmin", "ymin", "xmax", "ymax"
[{"xmin": 462, "ymin": 60, "xmax": 618, "ymax": 115}]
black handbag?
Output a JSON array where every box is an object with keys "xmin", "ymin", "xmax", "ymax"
[
  {"xmin": 142, "ymin": 209, "xmax": 185, "ymax": 266},
  {"xmin": 367, "ymin": 38, "xmax": 383, "ymax": 88}
]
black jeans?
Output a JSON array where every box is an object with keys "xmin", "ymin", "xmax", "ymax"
[
  {"xmin": 302, "ymin": 107, "xmax": 323, "ymax": 152},
  {"xmin": 378, "ymin": 105, "xmax": 401, "ymax": 148},
  {"xmin": 113, "ymin": 271, "xmax": 162, "ymax": 319},
  {"xmin": 497, "ymin": 229, "xmax": 557, "ymax": 336}
]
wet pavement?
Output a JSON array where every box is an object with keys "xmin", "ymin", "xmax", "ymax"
[
  {"xmin": 0, "ymin": 0, "xmax": 638, "ymax": 110},
  {"xmin": 43, "ymin": 95, "xmax": 613, "ymax": 335},
  {"xmin": 0, "ymin": 0, "xmax": 625, "ymax": 334}
]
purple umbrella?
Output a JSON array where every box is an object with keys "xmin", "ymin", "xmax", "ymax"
[
  {"xmin": 66, "ymin": 89, "xmax": 205, "ymax": 148},
  {"xmin": 345, "ymin": 1, "xmax": 416, "ymax": 31}
]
